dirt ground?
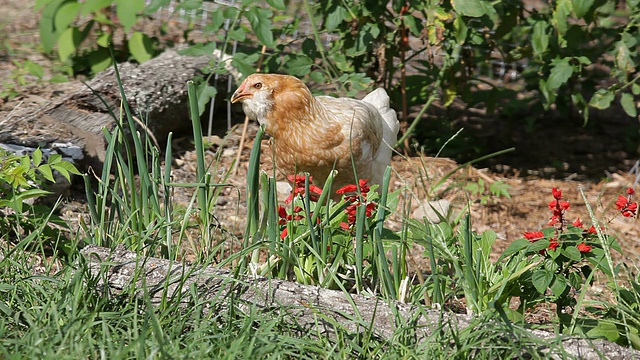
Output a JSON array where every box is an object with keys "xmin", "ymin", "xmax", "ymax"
[{"xmin": 1, "ymin": 1, "xmax": 639, "ymax": 270}]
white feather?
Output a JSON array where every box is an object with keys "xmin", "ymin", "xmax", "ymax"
[{"xmin": 362, "ymin": 88, "xmax": 399, "ymax": 185}]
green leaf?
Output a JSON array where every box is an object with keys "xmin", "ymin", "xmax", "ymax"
[
  {"xmin": 39, "ymin": 0, "xmax": 69, "ymax": 53},
  {"xmin": 309, "ymin": 71, "xmax": 325, "ymax": 83},
  {"xmin": 245, "ymin": 7, "xmax": 275, "ymax": 47},
  {"xmin": 285, "ymin": 55, "xmax": 314, "ymax": 77},
  {"xmin": 144, "ymin": 0, "xmax": 172, "ymax": 15},
  {"xmin": 550, "ymin": 275, "xmax": 568, "ymax": 297},
  {"xmin": 196, "ymin": 85, "xmax": 218, "ymax": 115},
  {"xmin": 532, "ymin": 269, "xmax": 554, "ymax": 294},
  {"xmin": 547, "ymin": 58, "xmax": 573, "ymax": 90},
  {"xmin": 52, "ymin": 160, "xmax": 81, "ymax": 175},
  {"xmin": 115, "ymin": 0, "xmax": 145, "ymax": 32},
  {"xmin": 531, "ymin": 21, "xmax": 549, "ymax": 56},
  {"xmin": 49, "ymin": 74, "xmax": 69, "ymax": 83},
  {"xmin": 573, "ymin": 0, "xmax": 594, "ymax": 18},
  {"xmin": 563, "ymin": 246, "xmax": 582, "ymax": 262},
  {"xmin": 632, "ymin": 83, "xmax": 640, "ymax": 96},
  {"xmin": 128, "ymin": 31, "xmax": 155, "ymax": 63},
  {"xmin": 24, "ymin": 61, "xmax": 44, "ymax": 79},
  {"xmin": 96, "ymin": 32, "xmax": 111, "ymax": 48},
  {"xmin": 176, "ymin": 0, "xmax": 202, "ymax": 10},
  {"xmin": 38, "ymin": 164, "xmax": 55, "ymax": 183},
  {"xmin": 87, "ymin": 48, "xmax": 112, "ymax": 74},
  {"xmin": 82, "ymin": 0, "xmax": 113, "ymax": 14},
  {"xmin": 179, "ymin": 43, "xmax": 217, "ymax": 57},
  {"xmin": 528, "ymin": 239, "xmax": 550, "ymax": 253},
  {"xmin": 552, "ymin": 0, "xmax": 572, "ymax": 38},
  {"xmin": 232, "ymin": 52, "xmax": 261, "ymax": 77},
  {"xmin": 57, "ymin": 27, "xmax": 82, "ymax": 61},
  {"xmin": 499, "ymin": 238, "xmax": 530, "ymax": 260},
  {"xmin": 403, "ymin": 15, "xmax": 423, "ymax": 37},
  {"xmin": 452, "ymin": 0, "xmax": 486, "ymax": 17},
  {"xmin": 47, "ymin": 153, "xmax": 62, "ymax": 165},
  {"xmin": 266, "ymin": 0, "xmax": 286, "ymax": 10},
  {"xmin": 615, "ymin": 41, "xmax": 635, "ymax": 74},
  {"xmin": 53, "ymin": 1, "xmax": 81, "ymax": 33},
  {"xmin": 453, "ymin": 15, "xmax": 468, "ymax": 44},
  {"xmin": 32, "ymin": 148, "xmax": 43, "ymax": 166},
  {"xmin": 620, "ymin": 93, "xmax": 637, "ymax": 118},
  {"xmin": 324, "ymin": 6, "xmax": 349, "ymax": 32},
  {"xmin": 587, "ymin": 320, "xmax": 620, "ymax": 342},
  {"xmin": 589, "ymin": 89, "xmax": 615, "ymax": 110},
  {"xmin": 568, "ymin": 271, "xmax": 583, "ymax": 289}
]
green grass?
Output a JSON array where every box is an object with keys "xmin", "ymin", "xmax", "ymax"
[{"xmin": 1, "ymin": 56, "xmax": 639, "ymax": 359}]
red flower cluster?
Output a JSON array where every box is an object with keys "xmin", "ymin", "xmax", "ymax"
[
  {"xmin": 615, "ymin": 187, "xmax": 637, "ymax": 218},
  {"xmin": 336, "ymin": 179, "xmax": 376, "ymax": 231},
  {"xmin": 548, "ymin": 187, "xmax": 570, "ymax": 227},
  {"xmin": 285, "ymin": 174, "xmax": 323, "ymax": 204},
  {"xmin": 523, "ymin": 188, "xmax": 593, "ymax": 254}
]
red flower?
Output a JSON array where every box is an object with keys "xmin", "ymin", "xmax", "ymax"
[
  {"xmin": 549, "ymin": 200, "xmax": 570, "ymax": 210},
  {"xmin": 337, "ymin": 179, "xmax": 376, "ymax": 231},
  {"xmin": 285, "ymin": 174, "xmax": 322, "ymax": 203},
  {"xmin": 628, "ymin": 188, "xmax": 635, "ymax": 195},
  {"xmin": 572, "ymin": 218, "xmax": 583, "ymax": 228},
  {"xmin": 587, "ymin": 225, "xmax": 597, "ymax": 235},
  {"xmin": 548, "ymin": 239, "xmax": 560, "ymax": 251},
  {"xmin": 336, "ymin": 184, "xmax": 358, "ymax": 194},
  {"xmin": 280, "ymin": 227, "xmax": 288, "ymax": 240},
  {"xmin": 523, "ymin": 231, "xmax": 544, "ymax": 242},
  {"xmin": 552, "ymin": 187, "xmax": 563, "ymax": 200},
  {"xmin": 577, "ymin": 242, "xmax": 592, "ymax": 253},
  {"xmin": 336, "ymin": 179, "xmax": 371, "ymax": 195},
  {"xmin": 615, "ymin": 195, "xmax": 638, "ymax": 218}
]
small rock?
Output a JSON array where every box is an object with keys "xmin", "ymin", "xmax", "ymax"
[
  {"xmin": 276, "ymin": 181, "xmax": 292, "ymax": 201},
  {"xmin": 412, "ymin": 199, "xmax": 451, "ymax": 224}
]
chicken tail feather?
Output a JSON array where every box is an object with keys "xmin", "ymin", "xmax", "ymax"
[{"xmin": 362, "ymin": 88, "xmax": 400, "ymax": 186}]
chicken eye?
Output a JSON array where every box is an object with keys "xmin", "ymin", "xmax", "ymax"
[{"xmin": 253, "ymin": 82, "xmax": 262, "ymax": 89}]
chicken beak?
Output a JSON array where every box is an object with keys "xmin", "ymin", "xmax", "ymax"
[{"xmin": 230, "ymin": 81, "xmax": 250, "ymax": 103}]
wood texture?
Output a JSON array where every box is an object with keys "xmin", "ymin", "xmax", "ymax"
[{"xmin": 81, "ymin": 244, "xmax": 640, "ymax": 359}]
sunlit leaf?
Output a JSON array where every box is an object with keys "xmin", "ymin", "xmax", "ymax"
[
  {"xmin": 38, "ymin": 165, "xmax": 55, "ymax": 183},
  {"xmin": 54, "ymin": 1, "xmax": 81, "ymax": 32},
  {"xmin": 531, "ymin": 21, "xmax": 549, "ymax": 56},
  {"xmin": 587, "ymin": 320, "xmax": 620, "ymax": 342},
  {"xmin": 452, "ymin": 0, "xmax": 486, "ymax": 17},
  {"xmin": 32, "ymin": 148, "xmax": 43, "ymax": 166},
  {"xmin": 128, "ymin": 31, "xmax": 155, "ymax": 63},
  {"xmin": 620, "ymin": 93, "xmax": 637, "ymax": 118},
  {"xmin": 115, "ymin": 0, "xmax": 145, "ymax": 32},
  {"xmin": 589, "ymin": 89, "xmax": 615, "ymax": 109},
  {"xmin": 57, "ymin": 27, "xmax": 82, "ymax": 61}
]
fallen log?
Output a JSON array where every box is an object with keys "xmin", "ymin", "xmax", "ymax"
[
  {"xmin": 1, "ymin": 47, "xmax": 237, "ymax": 174},
  {"xmin": 81, "ymin": 244, "xmax": 639, "ymax": 359}
]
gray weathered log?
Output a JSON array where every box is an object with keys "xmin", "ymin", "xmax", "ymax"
[
  {"xmin": 1, "ymin": 48, "xmax": 236, "ymax": 174},
  {"xmin": 81, "ymin": 244, "xmax": 640, "ymax": 359}
]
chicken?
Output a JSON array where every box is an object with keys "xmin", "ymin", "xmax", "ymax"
[{"xmin": 230, "ymin": 74, "xmax": 399, "ymax": 197}]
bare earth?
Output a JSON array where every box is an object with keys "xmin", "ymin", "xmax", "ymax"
[{"xmin": 1, "ymin": 0, "xmax": 638, "ymax": 274}]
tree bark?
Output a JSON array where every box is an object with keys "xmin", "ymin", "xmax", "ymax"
[{"xmin": 81, "ymin": 244, "xmax": 639, "ymax": 360}]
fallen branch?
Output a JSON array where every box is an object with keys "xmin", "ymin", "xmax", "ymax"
[{"xmin": 80, "ymin": 245, "xmax": 639, "ymax": 359}]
